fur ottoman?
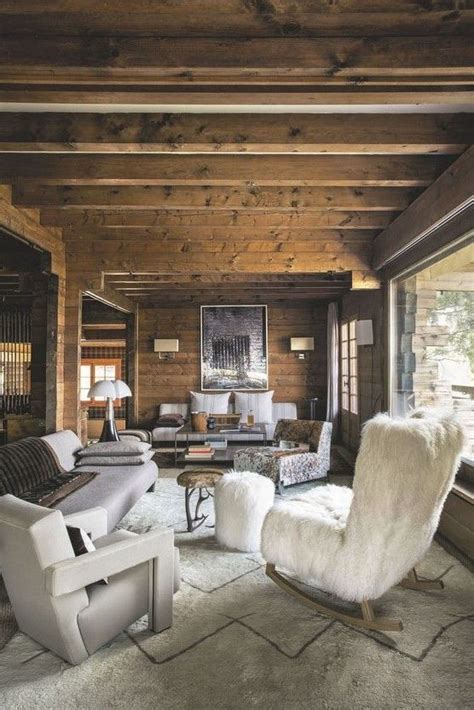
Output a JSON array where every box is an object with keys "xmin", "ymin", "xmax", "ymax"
[{"xmin": 214, "ymin": 470, "xmax": 275, "ymax": 552}]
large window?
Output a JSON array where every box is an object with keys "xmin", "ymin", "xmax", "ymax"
[
  {"xmin": 80, "ymin": 358, "xmax": 121, "ymax": 405},
  {"xmin": 390, "ymin": 241, "xmax": 473, "ymax": 461}
]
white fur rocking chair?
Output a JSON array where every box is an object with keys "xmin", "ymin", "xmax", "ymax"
[{"xmin": 261, "ymin": 411, "xmax": 465, "ymax": 632}]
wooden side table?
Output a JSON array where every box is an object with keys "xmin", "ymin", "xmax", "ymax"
[{"xmin": 177, "ymin": 468, "xmax": 224, "ymax": 532}]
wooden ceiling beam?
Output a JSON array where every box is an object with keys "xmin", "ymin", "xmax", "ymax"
[
  {"xmin": 0, "ymin": 113, "xmax": 471, "ymax": 155},
  {"xmin": 1, "ymin": 88, "xmax": 472, "ymax": 108},
  {"xmin": 104, "ymin": 272, "xmax": 351, "ymax": 285},
  {"xmin": 373, "ymin": 146, "xmax": 474, "ymax": 270},
  {"xmin": 13, "ymin": 185, "xmax": 420, "ymax": 212},
  {"xmin": 62, "ymin": 228, "xmax": 378, "ymax": 244},
  {"xmin": 1, "ymin": 37, "xmax": 472, "ymax": 80},
  {"xmin": 66, "ymin": 238, "xmax": 373, "ymax": 255},
  {"xmin": 1, "ymin": 2, "xmax": 472, "ymax": 37},
  {"xmin": 47, "ymin": 210, "xmax": 395, "ymax": 230},
  {"xmin": 0, "ymin": 154, "xmax": 451, "ymax": 186}
]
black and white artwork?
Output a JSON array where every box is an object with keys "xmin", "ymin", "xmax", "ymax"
[{"xmin": 201, "ymin": 305, "xmax": 268, "ymax": 390}]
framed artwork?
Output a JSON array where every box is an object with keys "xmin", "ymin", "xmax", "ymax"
[{"xmin": 201, "ymin": 305, "xmax": 268, "ymax": 391}]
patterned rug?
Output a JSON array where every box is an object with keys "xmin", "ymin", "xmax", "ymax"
[{"xmin": 0, "ymin": 474, "xmax": 473, "ymax": 710}]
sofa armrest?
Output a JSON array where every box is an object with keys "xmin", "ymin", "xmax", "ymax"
[
  {"xmin": 45, "ymin": 527, "xmax": 174, "ymax": 596},
  {"xmin": 62, "ymin": 507, "xmax": 108, "ymax": 540}
]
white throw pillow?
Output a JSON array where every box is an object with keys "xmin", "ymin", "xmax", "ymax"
[
  {"xmin": 234, "ymin": 391, "xmax": 274, "ymax": 424},
  {"xmin": 190, "ymin": 391, "xmax": 230, "ymax": 414}
]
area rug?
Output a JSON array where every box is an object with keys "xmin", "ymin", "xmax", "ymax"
[{"xmin": 0, "ymin": 476, "xmax": 473, "ymax": 710}]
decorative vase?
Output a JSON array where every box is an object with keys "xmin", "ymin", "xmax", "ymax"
[{"xmin": 191, "ymin": 411, "xmax": 208, "ymax": 433}]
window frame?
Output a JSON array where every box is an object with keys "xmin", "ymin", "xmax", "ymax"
[
  {"xmin": 80, "ymin": 358, "xmax": 122, "ymax": 406},
  {"xmin": 340, "ymin": 316, "xmax": 359, "ymax": 416},
  {"xmin": 388, "ymin": 238, "xmax": 473, "ymax": 464}
]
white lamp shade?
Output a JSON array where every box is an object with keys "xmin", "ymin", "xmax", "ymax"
[
  {"xmin": 87, "ymin": 380, "xmax": 116, "ymax": 399},
  {"xmin": 356, "ymin": 320, "xmax": 374, "ymax": 346},
  {"xmin": 154, "ymin": 338, "xmax": 179, "ymax": 353},
  {"xmin": 290, "ymin": 337, "xmax": 315, "ymax": 351},
  {"xmin": 113, "ymin": 379, "xmax": 132, "ymax": 398}
]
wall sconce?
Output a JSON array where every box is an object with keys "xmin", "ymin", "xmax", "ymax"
[
  {"xmin": 356, "ymin": 320, "xmax": 374, "ymax": 346},
  {"xmin": 154, "ymin": 338, "xmax": 180, "ymax": 361},
  {"xmin": 290, "ymin": 337, "xmax": 314, "ymax": 360}
]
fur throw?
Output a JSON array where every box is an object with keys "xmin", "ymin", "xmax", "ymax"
[{"xmin": 261, "ymin": 411, "xmax": 465, "ymax": 602}]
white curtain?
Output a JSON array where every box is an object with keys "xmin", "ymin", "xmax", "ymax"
[{"xmin": 326, "ymin": 302, "xmax": 339, "ymax": 435}]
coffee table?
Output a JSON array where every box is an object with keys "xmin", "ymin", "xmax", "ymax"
[{"xmin": 174, "ymin": 422, "xmax": 267, "ymax": 465}]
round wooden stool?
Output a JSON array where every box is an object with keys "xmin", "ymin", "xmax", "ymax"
[{"xmin": 177, "ymin": 468, "xmax": 224, "ymax": 532}]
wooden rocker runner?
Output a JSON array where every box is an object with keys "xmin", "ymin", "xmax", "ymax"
[{"xmin": 261, "ymin": 412, "xmax": 464, "ymax": 633}]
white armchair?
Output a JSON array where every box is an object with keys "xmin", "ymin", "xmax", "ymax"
[
  {"xmin": 0, "ymin": 495, "xmax": 180, "ymax": 665},
  {"xmin": 262, "ymin": 412, "xmax": 464, "ymax": 631}
]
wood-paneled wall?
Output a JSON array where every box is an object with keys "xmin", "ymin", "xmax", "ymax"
[{"xmin": 137, "ymin": 302, "xmax": 328, "ymax": 427}]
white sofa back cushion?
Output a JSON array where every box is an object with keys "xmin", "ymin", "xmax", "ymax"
[
  {"xmin": 42, "ymin": 430, "xmax": 83, "ymax": 472},
  {"xmin": 234, "ymin": 391, "xmax": 274, "ymax": 424},
  {"xmin": 190, "ymin": 391, "xmax": 231, "ymax": 414}
]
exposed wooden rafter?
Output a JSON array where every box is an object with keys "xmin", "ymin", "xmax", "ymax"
[{"xmin": 0, "ymin": 113, "xmax": 471, "ymax": 155}]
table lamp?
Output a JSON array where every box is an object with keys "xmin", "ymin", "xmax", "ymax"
[{"xmin": 87, "ymin": 379, "xmax": 132, "ymax": 442}]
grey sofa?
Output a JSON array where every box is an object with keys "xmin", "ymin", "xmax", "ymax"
[{"xmin": 43, "ymin": 431, "xmax": 158, "ymax": 532}]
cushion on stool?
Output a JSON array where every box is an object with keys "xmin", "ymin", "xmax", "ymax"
[{"xmin": 214, "ymin": 470, "xmax": 275, "ymax": 552}]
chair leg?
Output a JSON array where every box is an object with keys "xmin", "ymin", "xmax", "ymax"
[
  {"xmin": 266, "ymin": 564, "xmax": 403, "ymax": 633},
  {"xmin": 149, "ymin": 545, "xmax": 174, "ymax": 633},
  {"xmin": 399, "ymin": 567, "xmax": 444, "ymax": 591}
]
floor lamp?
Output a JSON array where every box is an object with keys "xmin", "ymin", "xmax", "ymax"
[{"xmin": 87, "ymin": 379, "xmax": 132, "ymax": 442}]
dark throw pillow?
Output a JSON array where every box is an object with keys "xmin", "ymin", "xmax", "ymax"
[
  {"xmin": 66, "ymin": 526, "xmax": 108, "ymax": 585},
  {"xmin": 156, "ymin": 413, "xmax": 186, "ymax": 427}
]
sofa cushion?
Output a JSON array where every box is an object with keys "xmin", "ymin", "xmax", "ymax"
[
  {"xmin": 76, "ymin": 451, "xmax": 155, "ymax": 467},
  {"xmin": 42, "ymin": 431, "xmax": 83, "ymax": 472},
  {"xmin": 234, "ymin": 391, "xmax": 274, "ymax": 424},
  {"xmin": 190, "ymin": 391, "xmax": 230, "ymax": 414},
  {"xmin": 56, "ymin": 461, "xmax": 158, "ymax": 533},
  {"xmin": 190, "ymin": 392, "xmax": 230, "ymax": 414},
  {"xmin": 77, "ymin": 441, "xmax": 151, "ymax": 458}
]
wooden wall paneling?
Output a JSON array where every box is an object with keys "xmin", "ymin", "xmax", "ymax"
[{"xmin": 136, "ymin": 303, "xmax": 327, "ymax": 427}]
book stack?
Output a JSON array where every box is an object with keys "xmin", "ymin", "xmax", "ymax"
[{"xmin": 184, "ymin": 444, "xmax": 215, "ymax": 460}]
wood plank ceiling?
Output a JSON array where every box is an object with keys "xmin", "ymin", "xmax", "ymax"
[{"xmin": 0, "ymin": 1, "xmax": 473, "ymax": 305}]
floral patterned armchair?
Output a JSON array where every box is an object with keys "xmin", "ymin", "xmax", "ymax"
[{"xmin": 234, "ymin": 419, "xmax": 332, "ymax": 492}]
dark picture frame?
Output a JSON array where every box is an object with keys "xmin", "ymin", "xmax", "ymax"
[{"xmin": 200, "ymin": 305, "xmax": 268, "ymax": 391}]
